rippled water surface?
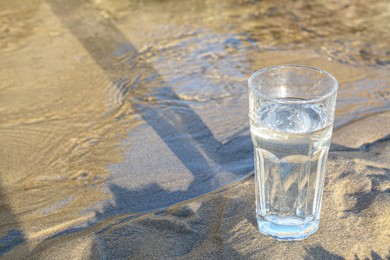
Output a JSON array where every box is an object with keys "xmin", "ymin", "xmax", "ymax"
[{"xmin": 0, "ymin": 0, "xmax": 389, "ymax": 256}]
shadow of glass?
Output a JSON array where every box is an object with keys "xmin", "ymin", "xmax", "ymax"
[{"xmin": 304, "ymin": 245, "xmax": 345, "ymax": 260}]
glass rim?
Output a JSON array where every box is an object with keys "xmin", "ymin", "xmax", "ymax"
[{"xmin": 248, "ymin": 64, "xmax": 338, "ymax": 104}]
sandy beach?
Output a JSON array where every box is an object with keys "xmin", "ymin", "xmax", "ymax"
[
  {"xmin": 0, "ymin": 0, "xmax": 389, "ymax": 258},
  {"xmin": 16, "ymin": 111, "xmax": 388, "ymax": 259}
]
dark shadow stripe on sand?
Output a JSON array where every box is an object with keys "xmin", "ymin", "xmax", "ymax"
[{"xmin": 47, "ymin": 0, "xmax": 253, "ymax": 213}]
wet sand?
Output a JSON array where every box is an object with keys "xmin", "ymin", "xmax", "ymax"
[
  {"xmin": 17, "ymin": 111, "xmax": 388, "ymax": 259},
  {"xmin": 18, "ymin": 112, "xmax": 390, "ymax": 259},
  {"xmin": 0, "ymin": 0, "xmax": 389, "ymax": 258}
]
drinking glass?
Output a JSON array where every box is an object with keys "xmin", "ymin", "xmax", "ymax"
[{"xmin": 248, "ymin": 65, "xmax": 338, "ymax": 240}]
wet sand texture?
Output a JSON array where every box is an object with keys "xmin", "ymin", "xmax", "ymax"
[{"xmin": 26, "ymin": 112, "xmax": 390, "ymax": 259}]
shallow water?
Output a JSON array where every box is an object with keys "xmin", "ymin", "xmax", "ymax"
[{"xmin": 0, "ymin": 0, "xmax": 389, "ymax": 256}]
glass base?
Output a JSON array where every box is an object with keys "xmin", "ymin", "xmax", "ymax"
[{"xmin": 257, "ymin": 215, "xmax": 319, "ymax": 241}]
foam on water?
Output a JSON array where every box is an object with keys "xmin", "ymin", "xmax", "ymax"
[{"xmin": 259, "ymin": 103, "xmax": 329, "ymax": 134}]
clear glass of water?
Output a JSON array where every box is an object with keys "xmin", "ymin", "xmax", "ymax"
[{"xmin": 248, "ymin": 65, "xmax": 338, "ymax": 241}]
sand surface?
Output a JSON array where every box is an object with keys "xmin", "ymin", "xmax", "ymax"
[
  {"xmin": 22, "ymin": 112, "xmax": 390, "ymax": 259},
  {"xmin": 0, "ymin": 0, "xmax": 389, "ymax": 258}
]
